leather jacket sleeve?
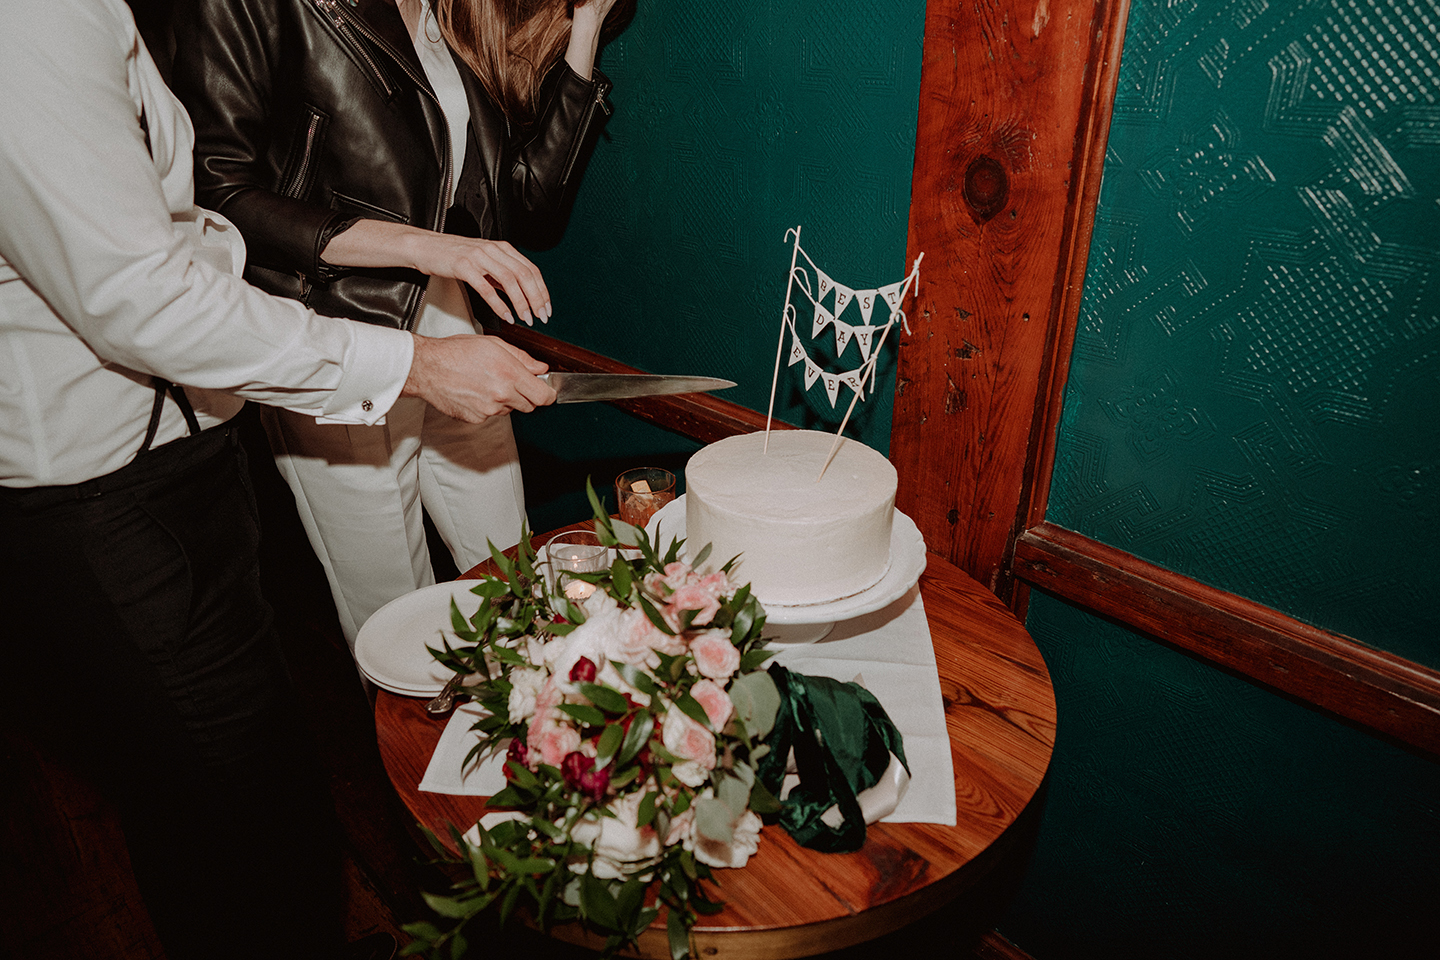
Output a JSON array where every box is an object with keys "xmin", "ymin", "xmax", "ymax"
[
  {"xmin": 170, "ymin": 0, "xmax": 355, "ymax": 286},
  {"xmin": 456, "ymin": 61, "xmax": 613, "ymax": 250}
]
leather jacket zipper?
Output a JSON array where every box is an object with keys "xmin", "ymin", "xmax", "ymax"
[
  {"xmin": 281, "ymin": 112, "xmax": 324, "ymax": 199},
  {"xmin": 315, "ymin": 0, "xmax": 397, "ymax": 100},
  {"xmin": 314, "ymin": 0, "xmax": 452, "ymax": 331},
  {"xmin": 562, "ymin": 82, "xmax": 612, "ymax": 185}
]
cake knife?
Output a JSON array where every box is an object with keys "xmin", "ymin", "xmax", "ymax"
[{"xmin": 539, "ymin": 372, "xmax": 737, "ymax": 404}]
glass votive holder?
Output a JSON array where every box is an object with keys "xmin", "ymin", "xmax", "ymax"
[
  {"xmin": 543, "ymin": 529, "xmax": 609, "ymax": 601},
  {"xmin": 615, "ymin": 467, "xmax": 676, "ymax": 529}
]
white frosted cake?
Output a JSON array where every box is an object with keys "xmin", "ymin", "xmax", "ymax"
[{"xmin": 684, "ymin": 430, "xmax": 897, "ymax": 606}]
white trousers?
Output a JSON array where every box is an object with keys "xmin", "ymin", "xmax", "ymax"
[{"xmin": 263, "ymin": 278, "xmax": 526, "ymax": 650}]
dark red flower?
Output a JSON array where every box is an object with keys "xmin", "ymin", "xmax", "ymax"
[
  {"xmin": 569, "ymin": 656, "xmax": 598, "ymax": 683},
  {"xmin": 504, "ymin": 737, "xmax": 529, "ymax": 779},
  {"xmin": 561, "ymin": 750, "xmax": 610, "ymax": 802}
]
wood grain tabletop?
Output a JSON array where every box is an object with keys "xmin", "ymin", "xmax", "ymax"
[{"xmin": 375, "ymin": 540, "xmax": 1055, "ymax": 959}]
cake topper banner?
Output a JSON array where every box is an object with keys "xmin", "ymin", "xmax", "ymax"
[{"xmin": 764, "ymin": 225, "xmax": 924, "ymax": 478}]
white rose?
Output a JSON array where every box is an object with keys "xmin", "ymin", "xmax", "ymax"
[
  {"xmin": 690, "ymin": 810, "xmax": 763, "ymax": 869},
  {"xmin": 671, "ymin": 759, "xmax": 709, "ymax": 788},
  {"xmin": 569, "ymin": 792, "xmax": 662, "ymax": 880},
  {"xmin": 506, "ymin": 667, "xmax": 548, "ymax": 722}
]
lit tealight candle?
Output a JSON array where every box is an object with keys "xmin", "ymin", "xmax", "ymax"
[{"xmin": 564, "ymin": 580, "xmax": 596, "ymax": 601}]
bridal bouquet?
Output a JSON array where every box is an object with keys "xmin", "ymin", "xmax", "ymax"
[{"xmin": 403, "ymin": 484, "xmax": 781, "ymax": 960}]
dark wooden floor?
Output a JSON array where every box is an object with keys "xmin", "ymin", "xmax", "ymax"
[{"xmin": 0, "ymin": 408, "xmax": 1032, "ymax": 960}]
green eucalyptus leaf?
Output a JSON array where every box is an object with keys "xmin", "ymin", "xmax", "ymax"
[
  {"xmin": 579, "ymin": 871, "xmax": 619, "ymax": 929},
  {"xmin": 579, "ymin": 682, "xmax": 631, "ymax": 714},
  {"xmin": 594, "ymin": 722, "xmax": 624, "ymax": 769},
  {"xmin": 611, "ymin": 557, "xmax": 634, "ymax": 597},
  {"xmin": 636, "ymin": 593, "xmax": 676, "ymax": 636},
  {"xmin": 617, "ymin": 711, "xmax": 655, "ymax": 766},
  {"xmin": 421, "ymin": 892, "xmax": 474, "ymax": 919},
  {"xmin": 748, "ymin": 778, "xmax": 782, "ymax": 814},
  {"xmin": 636, "ymin": 790, "xmax": 658, "ymax": 828},
  {"xmin": 738, "ymin": 646, "xmax": 776, "ymax": 673},
  {"xmin": 727, "ymin": 671, "xmax": 780, "ymax": 741},
  {"xmin": 716, "ymin": 772, "xmax": 750, "ymax": 817},
  {"xmin": 557, "ymin": 703, "xmax": 606, "ymax": 727},
  {"xmin": 691, "ymin": 542, "xmax": 712, "ymax": 568},
  {"xmin": 693, "ymin": 796, "xmax": 736, "ymax": 844},
  {"xmin": 673, "ymin": 691, "xmax": 711, "ymax": 730},
  {"xmin": 610, "ymin": 518, "xmax": 644, "ymax": 547},
  {"xmin": 611, "ymin": 662, "xmax": 658, "ymax": 697},
  {"xmin": 667, "ymin": 908, "xmax": 690, "ymax": 960}
]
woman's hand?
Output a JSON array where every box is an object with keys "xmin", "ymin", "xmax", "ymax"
[
  {"xmin": 565, "ymin": 0, "xmax": 621, "ymax": 79},
  {"xmin": 321, "ymin": 219, "xmax": 552, "ymax": 325}
]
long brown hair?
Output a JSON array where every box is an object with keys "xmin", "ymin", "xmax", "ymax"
[{"xmin": 436, "ymin": 0, "xmax": 633, "ymax": 127}]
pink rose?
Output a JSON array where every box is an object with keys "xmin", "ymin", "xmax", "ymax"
[
  {"xmin": 689, "ymin": 678, "xmax": 733, "ymax": 730},
  {"xmin": 670, "ymin": 583, "xmax": 722, "ymax": 626},
  {"xmin": 662, "ymin": 705, "xmax": 716, "ymax": 769},
  {"xmin": 529, "ymin": 717, "xmax": 582, "ymax": 768},
  {"xmin": 690, "ymin": 631, "xmax": 740, "ymax": 680}
]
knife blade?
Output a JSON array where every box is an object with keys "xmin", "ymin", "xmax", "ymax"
[{"xmin": 539, "ymin": 372, "xmax": 737, "ymax": 404}]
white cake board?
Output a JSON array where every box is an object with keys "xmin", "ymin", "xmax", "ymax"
[{"xmin": 645, "ymin": 496, "xmax": 926, "ymax": 643}]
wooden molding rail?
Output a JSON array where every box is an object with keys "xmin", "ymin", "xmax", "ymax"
[
  {"xmin": 1013, "ymin": 522, "xmax": 1440, "ymax": 757},
  {"xmin": 489, "ymin": 324, "xmax": 794, "ymax": 444}
]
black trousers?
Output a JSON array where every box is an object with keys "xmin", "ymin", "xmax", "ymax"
[{"xmin": 0, "ymin": 424, "xmax": 342, "ymax": 959}]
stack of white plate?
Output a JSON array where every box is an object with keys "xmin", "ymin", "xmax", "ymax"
[{"xmin": 355, "ymin": 580, "xmax": 489, "ymax": 696}]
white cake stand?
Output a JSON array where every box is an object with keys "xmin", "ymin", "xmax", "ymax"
[{"xmin": 645, "ymin": 496, "xmax": 927, "ymax": 644}]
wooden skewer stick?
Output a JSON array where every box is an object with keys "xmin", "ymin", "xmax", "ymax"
[{"xmin": 765, "ymin": 225, "xmax": 804, "ymax": 454}]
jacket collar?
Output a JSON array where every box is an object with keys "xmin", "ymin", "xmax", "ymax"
[{"xmin": 324, "ymin": 0, "xmax": 428, "ymax": 84}]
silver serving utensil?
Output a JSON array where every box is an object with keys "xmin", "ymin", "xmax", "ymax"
[
  {"xmin": 426, "ymin": 672, "xmax": 466, "ymax": 716},
  {"xmin": 539, "ymin": 372, "xmax": 737, "ymax": 404}
]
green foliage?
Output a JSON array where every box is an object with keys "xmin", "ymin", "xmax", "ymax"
[{"xmin": 406, "ymin": 482, "xmax": 778, "ymax": 960}]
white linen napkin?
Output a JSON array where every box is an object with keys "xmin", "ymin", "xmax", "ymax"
[
  {"xmin": 418, "ymin": 702, "xmax": 508, "ymax": 796},
  {"xmin": 419, "ymin": 586, "xmax": 956, "ymax": 826},
  {"xmin": 768, "ymin": 585, "xmax": 957, "ymax": 825}
]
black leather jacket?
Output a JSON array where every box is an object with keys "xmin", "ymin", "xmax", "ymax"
[{"xmin": 171, "ymin": 0, "xmax": 612, "ymax": 330}]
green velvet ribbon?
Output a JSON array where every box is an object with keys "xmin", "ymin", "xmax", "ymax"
[{"xmin": 755, "ymin": 663, "xmax": 910, "ymax": 853}]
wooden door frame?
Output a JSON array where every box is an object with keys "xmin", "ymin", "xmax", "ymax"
[{"xmin": 890, "ymin": 0, "xmax": 1440, "ymax": 756}]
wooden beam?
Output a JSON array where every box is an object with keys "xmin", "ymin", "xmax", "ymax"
[
  {"xmin": 893, "ymin": 0, "xmax": 1128, "ymax": 595},
  {"xmin": 489, "ymin": 324, "xmax": 794, "ymax": 444},
  {"xmin": 1013, "ymin": 522, "xmax": 1440, "ymax": 757}
]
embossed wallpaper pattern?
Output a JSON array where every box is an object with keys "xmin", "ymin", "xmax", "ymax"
[
  {"xmin": 1006, "ymin": 1, "xmax": 1440, "ymax": 956},
  {"xmin": 1046, "ymin": 0, "xmax": 1440, "ymax": 668},
  {"xmin": 522, "ymin": 0, "xmax": 926, "ymax": 453}
]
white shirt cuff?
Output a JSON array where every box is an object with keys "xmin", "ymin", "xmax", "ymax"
[{"xmin": 315, "ymin": 325, "xmax": 413, "ymax": 425}]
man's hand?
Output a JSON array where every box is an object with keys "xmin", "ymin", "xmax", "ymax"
[{"xmin": 402, "ymin": 334, "xmax": 557, "ymax": 422}]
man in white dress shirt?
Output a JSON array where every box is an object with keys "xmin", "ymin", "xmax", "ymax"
[{"xmin": 0, "ymin": 0, "xmax": 556, "ymax": 956}]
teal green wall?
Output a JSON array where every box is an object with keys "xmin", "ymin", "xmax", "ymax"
[
  {"xmin": 1006, "ymin": 0, "xmax": 1440, "ymax": 956},
  {"xmin": 514, "ymin": 0, "xmax": 926, "ymax": 530}
]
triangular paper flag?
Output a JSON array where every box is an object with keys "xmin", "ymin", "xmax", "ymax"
[
  {"xmin": 821, "ymin": 371, "xmax": 841, "ymax": 407},
  {"xmin": 833, "ymin": 283, "xmax": 854, "ymax": 317},
  {"xmin": 800, "ymin": 355, "xmax": 823, "ymax": 388},
  {"xmin": 834, "ymin": 321, "xmax": 853, "ymax": 356},
  {"xmin": 816, "ymin": 267, "xmax": 833, "ymax": 303},
  {"xmin": 855, "ymin": 289, "xmax": 877, "ymax": 324},
  {"xmin": 803, "ymin": 356, "xmax": 822, "ymax": 389},
  {"xmin": 853, "ymin": 325, "xmax": 875, "ymax": 360},
  {"xmin": 811, "ymin": 302, "xmax": 835, "ymax": 338},
  {"xmin": 879, "ymin": 280, "xmax": 906, "ymax": 312},
  {"xmin": 787, "ymin": 329, "xmax": 806, "ymax": 367},
  {"xmin": 841, "ymin": 369, "xmax": 865, "ymax": 395}
]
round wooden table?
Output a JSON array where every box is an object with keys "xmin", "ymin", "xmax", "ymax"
[{"xmin": 375, "ymin": 543, "xmax": 1056, "ymax": 959}]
